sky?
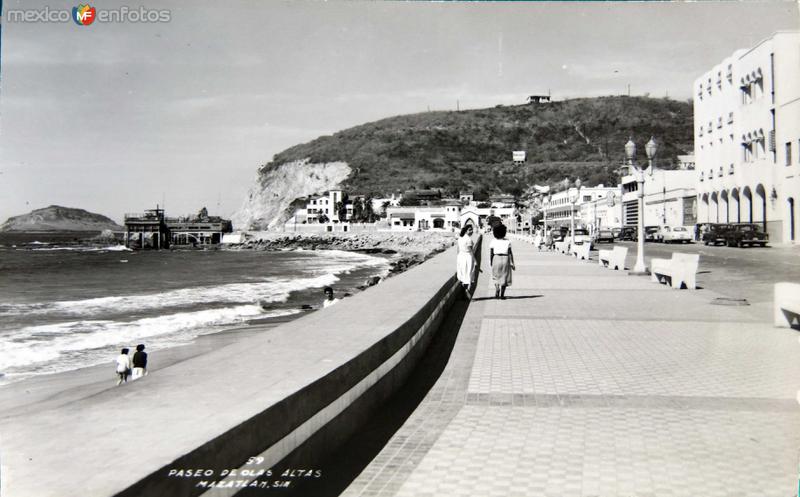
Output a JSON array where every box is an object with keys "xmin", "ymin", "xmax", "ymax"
[{"xmin": 0, "ymin": 0, "xmax": 798, "ymax": 223}]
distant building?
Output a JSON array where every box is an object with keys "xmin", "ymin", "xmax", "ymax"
[
  {"xmin": 677, "ymin": 154, "xmax": 695, "ymax": 170},
  {"xmin": 403, "ymin": 189, "xmax": 442, "ymax": 205},
  {"xmin": 460, "ymin": 205, "xmax": 515, "ymax": 231},
  {"xmin": 124, "ymin": 207, "xmax": 168, "ymax": 249},
  {"xmin": 620, "ymin": 170, "xmax": 696, "ymax": 228},
  {"xmin": 124, "ymin": 206, "xmax": 232, "ymax": 248},
  {"xmin": 305, "ymin": 189, "xmax": 345, "ymax": 223},
  {"xmin": 386, "ymin": 203, "xmax": 461, "ymax": 231},
  {"xmin": 526, "ymin": 95, "xmax": 551, "ymax": 104},
  {"xmin": 489, "ymin": 194, "xmax": 516, "ymax": 207},
  {"xmin": 167, "ymin": 210, "xmax": 233, "ymax": 246},
  {"xmin": 542, "ymin": 185, "xmax": 622, "ymax": 231},
  {"xmin": 459, "ymin": 191, "xmax": 474, "ymax": 203}
]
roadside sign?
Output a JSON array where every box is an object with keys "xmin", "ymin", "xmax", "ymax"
[{"xmin": 512, "ymin": 151, "xmax": 526, "ymax": 162}]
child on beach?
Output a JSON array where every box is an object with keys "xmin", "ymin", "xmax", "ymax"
[
  {"xmin": 131, "ymin": 344, "xmax": 148, "ymax": 380},
  {"xmin": 323, "ymin": 287, "xmax": 340, "ymax": 308},
  {"xmin": 115, "ymin": 348, "xmax": 132, "ymax": 385}
]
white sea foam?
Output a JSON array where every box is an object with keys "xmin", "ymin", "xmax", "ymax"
[
  {"xmin": 0, "ymin": 273, "xmax": 339, "ymax": 317},
  {"xmin": 0, "ymin": 305, "xmax": 298, "ymax": 374},
  {"xmin": 30, "ymin": 245, "xmax": 132, "ymax": 252}
]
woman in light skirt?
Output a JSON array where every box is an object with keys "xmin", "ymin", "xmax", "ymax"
[
  {"xmin": 489, "ymin": 223, "xmax": 515, "ymax": 299},
  {"xmin": 456, "ymin": 224, "xmax": 476, "ymax": 297}
]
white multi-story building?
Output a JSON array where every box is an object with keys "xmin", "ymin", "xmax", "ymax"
[
  {"xmin": 620, "ymin": 169, "xmax": 697, "ymax": 228},
  {"xmin": 304, "ymin": 189, "xmax": 345, "ymax": 223},
  {"xmin": 694, "ymin": 30, "xmax": 800, "ymax": 243},
  {"xmin": 541, "ymin": 185, "xmax": 620, "ymax": 230}
]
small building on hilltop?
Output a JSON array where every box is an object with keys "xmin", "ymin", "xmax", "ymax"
[{"xmin": 526, "ymin": 95, "xmax": 551, "ymax": 104}]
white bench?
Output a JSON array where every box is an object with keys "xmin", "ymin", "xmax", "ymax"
[
  {"xmin": 774, "ymin": 282, "xmax": 800, "ymax": 328},
  {"xmin": 598, "ymin": 246, "xmax": 627, "ymax": 270},
  {"xmin": 650, "ymin": 253, "xmax": 700, "ymax": 289},
  {"xmin": 554, "ymin": 241, "xmax": 568, "ymax": 254},
  {"xmin": 572, "ymin": 242, "xmax": 591, "ymax": 261}
]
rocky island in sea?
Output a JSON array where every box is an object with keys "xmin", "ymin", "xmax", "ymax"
[{"xmin": 0, "ymin": 205, "xmax": 122, "ymax": 232}]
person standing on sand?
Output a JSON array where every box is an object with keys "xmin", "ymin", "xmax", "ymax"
[
  {"xmin": 115, "ymin": 348, "xmax": 132, "ymax": 386},
  {"xmin": 489, "ymin": 224, "xmax": 515, "ymax": 299},
  {"xmin": 456, "ymin": 224, "xmax": 476, "ymax": 298},
  {"xmin": 131, "ymin": 344, "xmax": 148, "ymax": 380}
]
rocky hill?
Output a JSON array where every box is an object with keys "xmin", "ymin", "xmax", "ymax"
[
  {"xmin": 0, "ymin": 205, "xmax": 122, "ymax": 232},
  {"xmin": 235, "ymin": 96, "xmax": 693, "ymax": 229}
]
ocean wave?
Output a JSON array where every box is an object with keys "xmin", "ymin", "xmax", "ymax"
[
  {"xmin": 0, "ymin": 273, "xmax": 339, "ymax": 318},
  {"xmin": 0, "ymin": 305, "xmax": 298, "ymax": 374},
  {"xmin": 0, "ymin": 251, "xmax": 388, "ymax": 318},
  {"xmin": 29, "ymin": 245, "xmax": 132, "ymax": 252}
]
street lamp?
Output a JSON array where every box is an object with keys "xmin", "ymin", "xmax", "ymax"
[
  {"xmin": 626, "ymin": 137, "xmax": 657, "ymax": 274},
  {"xmin": 569, "ymin": 178, "xmax": 582, "ymax": 250},
  {"xmin": 543, "ymin": 194, "xmax": 551, "ymax": 237}
]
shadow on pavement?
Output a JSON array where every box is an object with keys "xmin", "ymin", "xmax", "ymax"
[{"xmin": 472, "ymin": 295, "xmax": 543, "ymax": 301}]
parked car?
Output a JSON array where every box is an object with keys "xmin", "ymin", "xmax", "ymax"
[
  {"xmin": 724, "ymin": 223, "xmax": 769, "ymax": 247},
  {"xmin": 611, "ymin": 227, "xmax": 622, "ymax": 240},
  {"xmin": 644, "ymin": 226, "xmax": 660, "ymax": 242},
  {"xmin": 594, "ymin": 229, "xmax": 615, "ymax": 244},
  {"xmin": 619, "ymin": 227, "xmax": 636, "ymax": 241},
  {"xmin": 662, "ymin": 226, "xmax": 693, "ymax": 243},
  {"xmin": 552, "ymin": 226, "xmax": 568, "ymax": 242},
  {"xmin": 702, "ymin": 223, "xmax": 733, "ymax": 245},
  {"xmin": 569, "ymin": 228, "xmax": 591, "ymax": 246}
]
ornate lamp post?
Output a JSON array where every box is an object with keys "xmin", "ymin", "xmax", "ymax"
[
  {"xmin": 569, "ymin": 178, "xmax": 582, "ymax": 250},
  {"xmin": 626, "ymin": 137, "xmax": 657, "ymax": 274},
  {"xmin": 543, "ymin": 194, "xmax": 551, "ymax": 236}
]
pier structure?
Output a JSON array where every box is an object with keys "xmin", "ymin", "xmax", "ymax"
[
  {"xmin": 123, "ymin": 206, "xmax": 233, "ymax": 249},
  {"xmin": 166, "ymin": 211, "xmax": 233, "ymax": 247},
  {"xmin": 123, "ymin": 206, "xmax": 168, "ymax": 249}
]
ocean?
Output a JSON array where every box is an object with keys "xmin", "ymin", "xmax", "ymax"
[{"xmin": 0, "ymin": 233, "xmax": 391, "ymax": 384}]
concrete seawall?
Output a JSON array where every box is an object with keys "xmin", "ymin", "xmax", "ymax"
[{"xmin": 0, "ymin": 240, "xmax": 478, "ymax": 497}]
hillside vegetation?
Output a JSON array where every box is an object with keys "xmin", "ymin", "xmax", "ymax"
[{"xmin": 265, "ymin": 96, "xmax": 693, "ymax": 198}]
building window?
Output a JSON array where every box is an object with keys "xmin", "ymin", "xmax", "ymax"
[
  {"xmin": 728, "ymin": 112, "xmax": 734, "ymax": 124},
  {"xmin": 726, "ymin": 64, "xmax": 733, "ymax": 83},
  {"xmin": 787, "ymin": 142, "xmax": 793, "ymax": 166}
]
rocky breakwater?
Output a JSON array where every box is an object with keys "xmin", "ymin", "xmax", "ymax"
[{"xmin": 231, "ymin": 231, "xmax": 457, "ymax": 277}]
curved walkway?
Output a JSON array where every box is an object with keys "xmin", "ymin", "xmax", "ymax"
[{"xmin": 343, "ymin": 238, "xmax": 800, "ymax": 497}]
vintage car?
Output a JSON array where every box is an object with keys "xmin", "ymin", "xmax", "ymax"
[
  {"xmin": 611, "ymin": 227, "xmax": 622, "ymax": 240},
  {"xmin": 661, "ymin": 226, "xmax": 693, "ymax": 243},
  {"xmin": 724, "ymin": 223, "xmax": 769, "ymax": 247},
  {"xmin": 594, "ymin": 229, "xmax": 615, "ymax": 244},
  {"xmin": 644, "ymin": 226, "xmax": 660, "ymax": 242},
  {"xmin": 702, "ymin": 224, "xmax": 733, "ymax": 245},
  {"xmin": 566, "ymin": 228, "xmax": 592, "ymax": 248},
  {"xmin": 619, "ymin": 226, "xmax": 636, "ymax": 241}
]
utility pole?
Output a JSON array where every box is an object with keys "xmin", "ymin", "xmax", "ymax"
[{"xmin": 457, "ymin": 99, "xmax": 460, "ymax": 111}]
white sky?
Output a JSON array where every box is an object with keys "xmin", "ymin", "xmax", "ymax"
[{"xmin": 0, "ymin": 0, "xmax": 798, "ymax": 223}]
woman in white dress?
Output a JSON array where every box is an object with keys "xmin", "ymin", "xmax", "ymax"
[
  {"xmin": 456, "ymin": 224, "xmax": 476, "ymax": 297},
  {"xmin": 489, "ymin": 223, "xmax": 515, "ymax": 299}
]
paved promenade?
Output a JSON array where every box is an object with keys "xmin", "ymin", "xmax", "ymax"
[{"xmin": 344, "ymin": 238, "xmax": 800, "ymax": 497}]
